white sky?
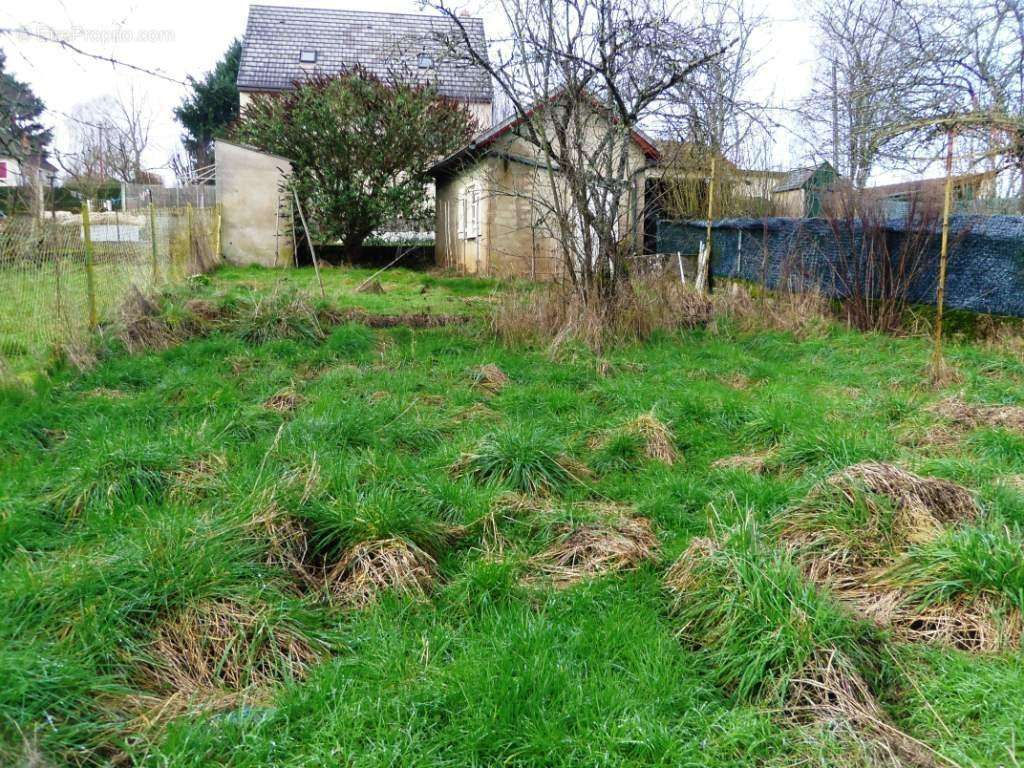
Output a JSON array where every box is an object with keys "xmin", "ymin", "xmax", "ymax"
[{"xmin": 1, "ymin": 0, "xmax": 827, "ymax": 184}]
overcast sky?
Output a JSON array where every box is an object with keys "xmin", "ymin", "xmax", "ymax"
[{"xmin": 1, "ymin": 0, "xmax": 823, "ymax": 184}]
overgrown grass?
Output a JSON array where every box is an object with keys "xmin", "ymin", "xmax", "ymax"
[{"xmin": 2, "ymin": 265, "xmax": 1024, "ymax": 766}]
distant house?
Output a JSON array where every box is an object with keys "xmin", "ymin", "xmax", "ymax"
[
  {"xmin": 0, "ymin": 153, "xmax": 58, "ymax": 190},
  {"xmin": 236, "ymin": 5, "xmax": 494, "ymax": 129},
  {"xmin": 771, "ymin": 162, "xmax": 840, "ymax": 217},
  {"xmin": 865, "ymin": 171, "xmax": 997, "ymax": 215},
  {"xmin": 429, "ymin": 98, "xmax": 659, "ymax": 277}
]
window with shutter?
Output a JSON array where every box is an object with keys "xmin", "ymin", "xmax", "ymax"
[{"xmin": 457, "ymin": 194, "xmax": 466, "ymax": 238}]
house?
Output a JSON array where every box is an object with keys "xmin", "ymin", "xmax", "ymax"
[
  {"xmin": 429, "ymin": 98, "xmax": 660, "ymax": 278},
  {"xmin": 865, "ymin": 171, "xmax": 997, "ymax": 215},
  {"xmin": 771, "ymin": 162, "xmax": 840, "ymax": 217},
  {"xmin": 0, "ymin": 153, "xmax": 58, "ymax": 189},
  {"xmin": 236, "ymin": 5, "xmax": 494, "ymax": 129}
]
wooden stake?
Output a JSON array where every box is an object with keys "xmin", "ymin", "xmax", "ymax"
[
  {"xmin": 292, "ymin": 186, "xmax": 326, "ymax": 300},
  {"xmin": 701, "ymin": 153, "xmax": 717, "ymax": 294},
  {"xmin": 81, "ymin": 202, "xmax": 98, "ymax": 330},
  {"xmin": 149, "ymin": 201, "xmax": 160, "ymax": 284},
  {"xmin": 932, "ymin": 127, "xmax": 955, "ymax": 381},
  {"xmin": 186, "ymin": 202, "xmax": 194, "ymax": 274}
]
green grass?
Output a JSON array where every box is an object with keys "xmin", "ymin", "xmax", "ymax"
[{"xmin": 2, "ymin": 265, "xmax": 1024, "ymax": 766}]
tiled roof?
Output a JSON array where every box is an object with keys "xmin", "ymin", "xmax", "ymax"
[{"xmin": 237, "ymin": 5, "xmax": 493, "ymax": 103}]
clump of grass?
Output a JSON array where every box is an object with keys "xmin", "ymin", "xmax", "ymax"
[
  {"xmin": 928, "ymin": 397, "xmax": 1024, "ymax": 434},
  {"xmin": 711, "ymin": 451, "xmax": 771, "ymax": 474},
  {"xmin": 473, "ymin": 363, "xmax": 509, "ymax": 393},
  {"xmin": 878, "ymin": 524, "xmax": 1024, "ymax": 650},
  {"xmin": 231, "ymin": 292, "xmax": 329, "ymax": 345},
  {"xmin": 665, "ymin": 518, "xmax": 939, "ymax": 767},
  {"xmin": 454, "ymin": 424, "xmax": 586, "ymax": 494},
  {"xmin": 325, "ymin": 537, "xmax": 436, "ymax": 607},
  {"xmin": 591, "ymin": 411, "xmax": 678, "ymax": 471},
  {"xmin": 779, "ymin": 464, "xmax": 1019, "ymax": 651},
  {"xmin": 262, "ymin": 386, "xmax": 305, "ymax": 413},
  {"xmin": 491, "ymin": 275, "xmax": 712, "ymax": 352},
  {"xmin": 45, "ymin": 445, "xmax": 179, "ymax": 517},
  {"xmin": 527, "ymin": 515, "xmax": 658, "ymax": 587},
  {"xmin": 137, "ymin": 597, "xmax": 323, "ymax": 705},
  {"xmin": 778, "ymin": 462, "xmax": 976, "ymax": 588}
]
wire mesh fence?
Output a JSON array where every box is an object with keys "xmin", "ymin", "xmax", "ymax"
[{"xmin": 0, "ymin": 205, "xmax": 220, "ymax": 372}]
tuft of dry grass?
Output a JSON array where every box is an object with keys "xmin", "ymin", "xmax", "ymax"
[
  {"xmin": 492, "ymin": 275, "xmax": 712, "ymax": 353},
  {"xmin": 263, "ymin": 387, "xmax": 305, "ymax": 414},
  {"xmin": 928, "ymin": 396, "xmax": 1024, "ymax": 433},
  {"xmin": 711, "ymin": 452, "xmax": 771, "ymax": 474},
  {"xmin": 474, "ymin": 363, "xmax": 509, "ymax": 393},
  {"xmin": 591, "ymin": 411, "xmax": 679, "ymax": 466},
  {"xmin": 711, "ymin": 283, "xmax": 831, "ymax": 339},
  {"xmin": 168, "ymin": 454, "xmax": 227, "ymax": 503},
  {"xmin": 139, "ymin": 599, "xmax": 321, "ymax": 696},
  {"xmin": 778, "ymin": 463, "xmax": 1020, "ymax": 652},
  {"xmin": 325, "ymin": 538, "xmax": 436, "ymax": 607},
  {"xmin": 625, "ymin": 412, "xmax": 678, "ymax": 464},
  {"xmin": 833, "ymin": 462, "xmax": 978, "ymax": 526},
  {"xmin": 356, "ymin": 279, "xmax": 385, "ymax": 294},
  {"xmin": 780, "ymin": 462, "xmax": 976, "ymax": 586},
  {"xmin": 785, "ymin": 649, "xmax": 941, "ymax": 768},
  {"xmin": 527, "ymin": 516, "xmax": 658, "ymax": 587}
]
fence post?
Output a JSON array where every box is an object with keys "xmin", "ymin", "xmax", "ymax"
[
  {"xmin": 186, "ymin": 202, "xmax": 194, "ymax": 273},
  {"xmin": 213, "ymin": 203, "xmax": 222, "ymax": 260},
  {"xmin": 149, "ymin": 202, "xmax": 160, "ymax": 285},
  {"xmin": 81, "ymin": 202, "xmax": 98, "ymax": 330}
]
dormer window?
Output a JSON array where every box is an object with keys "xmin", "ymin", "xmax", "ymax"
[
  {"xmin": 417, "ymin": 52, "xmax": 434, "ymax": 69},
  {"xmin": 299, "ymin": 49, "xmax": 317, "ymax": 63}
]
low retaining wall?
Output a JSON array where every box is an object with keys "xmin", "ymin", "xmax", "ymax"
[{"xmin": 657, "ymin": 216, "xmax": 1024, "ymax": 318}]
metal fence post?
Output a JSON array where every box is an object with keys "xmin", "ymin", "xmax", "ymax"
[
  {"xmin": 81, "ymin": 202, "xmax": 98, "ymax": 330},
  {"xmin": 149, "ymin": 201, "xmax": 160, "ymax": 285}
]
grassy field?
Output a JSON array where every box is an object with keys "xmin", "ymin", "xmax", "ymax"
[{"xmin": 2, "ymin": 265, "xmax": 1024, "ymax": 766}]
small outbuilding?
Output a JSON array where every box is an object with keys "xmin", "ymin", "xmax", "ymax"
[
  {"xmin": 771, "ymin": 162, "xmax": 840, "ymax": 218},
  {"xmin": 429, "ymin": 101, "xmax": 660, "ymax": 278}
]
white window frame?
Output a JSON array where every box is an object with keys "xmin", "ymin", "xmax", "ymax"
[{"xmin": 458, "ymin": 183, "xmax": 481, "ymax": 240}]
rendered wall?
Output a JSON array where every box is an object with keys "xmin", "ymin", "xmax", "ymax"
[{"xmin": 214, "ymin": 140, "xmax": 293, "ymax": 267}]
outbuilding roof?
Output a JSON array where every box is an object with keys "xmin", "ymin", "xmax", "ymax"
[
  {"xmin": 236, "ymin": 5, "xmax": 493, "ymax": 103},
  {"xmin": 771, "ymin": 162, "xmax": 837, "ymax": 193}
]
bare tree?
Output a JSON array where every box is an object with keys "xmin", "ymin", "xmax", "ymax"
[
  {"xmin": 105, "ymin": 88, "xmax": 153, "ymax": 184},
  {"xmin": 800, "ymin": 0, "xmax": 938, "ymax": 188},
  {"xmin": 434, "ymin": 0, "xmax": 727, "ymax": 307},
  {"xmin": 56, "ymin": 90, "xmax": 154, "ymax": 197}
]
